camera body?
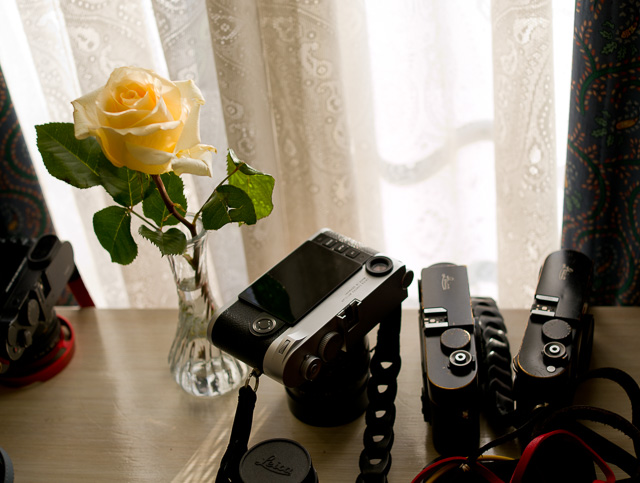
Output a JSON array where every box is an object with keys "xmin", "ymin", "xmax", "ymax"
[
  {"xmin": 0, "ymin": 235, "xmax": 75, "ymax": 378},
  {"xmin": 208, "ymin": 228, "xmax": 412, "ymax": 421},
  {"xmin": 419, "ymin": 263, "xmax": 481, "ymax": 454},
  {"xmin": 512, "ymin": 249, "xmax": 594, "ymax": 419}
]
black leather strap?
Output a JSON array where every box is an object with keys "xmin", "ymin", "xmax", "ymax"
[{"xmin": 216, "ymin": 374, "xmax": 259, "ymax": 483}]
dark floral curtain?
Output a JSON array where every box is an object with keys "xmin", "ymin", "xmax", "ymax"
[
  {"xmin": 0, "ymin": 64, "xmax": 83, "ymax": 305},
  {"xmin": 0, "ymin": 64, "xmax": 54, "ymax": 239},
  {"xmin": 562, "ymin": 0, "xmax": 640, "ymax": 305}
]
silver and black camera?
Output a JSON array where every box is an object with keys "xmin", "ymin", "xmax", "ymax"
[
  {"xmin": 512, "ymin": 249, "xmax": 594, "ymax": 420},
  {"xmin": 208, "ymin": 229, "xmax": 413, "ymax": 426}
]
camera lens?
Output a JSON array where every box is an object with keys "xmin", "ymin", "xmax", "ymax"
[{"xmin": 365, "ymin": 256, "xmax": 393, "ymax": 276}]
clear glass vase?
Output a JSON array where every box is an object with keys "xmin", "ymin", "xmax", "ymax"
[{"xmin": 166, "ymin": 218, "xmax": 248, "ymax": 397}]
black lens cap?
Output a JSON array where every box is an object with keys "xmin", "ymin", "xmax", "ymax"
[
  {"xmin": 239, "ymin": 438, "xmax": 318, "ymax": 483},
  {"xmin": 0, "ymin": 447, "xmax": 14, "ymax": 483}
]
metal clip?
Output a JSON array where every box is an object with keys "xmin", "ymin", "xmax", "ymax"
[{"xmin": 244, "ymin": 368, "xmax": 262, "ymax": 393}]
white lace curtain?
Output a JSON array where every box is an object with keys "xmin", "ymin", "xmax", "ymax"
[{"xmin": 0, "ymin": 0, "xmax": 572, "ymax": 309}]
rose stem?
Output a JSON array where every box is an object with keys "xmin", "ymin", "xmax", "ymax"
[{"xmin": 151, "ymin": 174, "xmax": 197, "ymax": 239}]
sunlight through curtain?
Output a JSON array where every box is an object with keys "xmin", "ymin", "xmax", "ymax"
[{"xmin": 0, "ymin": 0, "xmax": 572, "ymax": 309}]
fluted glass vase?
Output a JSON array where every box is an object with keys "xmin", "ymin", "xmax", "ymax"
[{"xmin": 166, "ymin": 218, "xmax": 248, "ymax": 397}]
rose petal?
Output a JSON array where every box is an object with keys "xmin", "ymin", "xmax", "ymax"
[
  {"xmin": 160, "ymin": 78, "xmax": 184, "ymax": 122},
  {"xmin": 99, "ymin": 120, "xmax": 183, "ymax": 137},
  {"xmin": 175, "ymin": 79, "xmax": 205, "ymax": 104},
  {"xmin": 72, "ymin": 88, "xmax": 102, "ymax": 139},
  {"xmin": 174, "ymin": 80, "xmax": 206, "ymax": 152},
  {"xmin": 175, "ymin": 144, "xmax": 215, "ymax": 176},
  {"xmin": 172, "ymin": 156, "xmax": 212, "ymax": 176},
  {"xmin": 123, "ymin": 142, "xmax": 174, "ymax": 174}
]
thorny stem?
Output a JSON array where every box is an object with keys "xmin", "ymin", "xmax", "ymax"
[
  {"xmin": 151, "ymin": 174, "xmax": 203, "ymax": 287},
  {"xmin": 151, "ymin": 174, "xmax": 197, "ymax": 239}
]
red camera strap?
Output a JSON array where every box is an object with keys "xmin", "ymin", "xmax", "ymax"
[
  {"xmin": 511, "ymin": 429, "xmax": 615, "ymax": 483},
  {"xmin": 412, "ymin": 366, "xmax": 640, "ymax": 482}
]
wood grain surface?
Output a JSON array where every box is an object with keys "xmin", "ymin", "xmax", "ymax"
[{"xmin": 0, "ymin": 307, "xmax": 637, "ymax": 482}]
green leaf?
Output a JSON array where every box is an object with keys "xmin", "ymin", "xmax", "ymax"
[
  {"xmin": 142, "ymin": 172, "xmax": 188, "ymax": 227},
  {"xmin": 36, "ymin": 123, "xmax": 106, "ymax": 189},
  {"xmin": 138, "ymin": 225, "xmax": 187, "ymax": 256},
  {"xmin": 93, "ymin": 206, "xmax": 138, "ymax": 265},
  {"xmin": 226, "ymin": 149, "xmax": 275, "ymax": 221},
  {"xmin": 101, "ymin": 166, "xmax": 152, "ymax": 207},
  {"xmin": 37, "ymin": 123, "xmax": 154, "ymax": 207},
  {"xmin": 201, "ymin": 185, "xmax": 256, "ymax": 230}
]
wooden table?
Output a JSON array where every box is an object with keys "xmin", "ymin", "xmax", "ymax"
[{"xmin": 0, "ymin": 307, "xmax": 638, "ymax": 482}]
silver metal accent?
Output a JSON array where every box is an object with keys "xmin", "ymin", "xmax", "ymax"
[{"xmin": 536, "ymin": 294, "xmax": 560, "ymax": 303}]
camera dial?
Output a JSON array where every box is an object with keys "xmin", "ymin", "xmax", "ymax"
[
  {"xmin": 449, "ymin": 350, "xmax": 474, "ymax": 374},
  {"xmin": 543, "ymin": 341, "xmax": 567, "ymax": 364},
  {"xmin": 440, "ymin": 327, "xmax": 471, "ymax": 353},
  {"xmin": 318, "ymin": 331, "xmax": 342, "ymax": 362},
  {"xmin": 300, "ymin": 355, "xmax": 322, "ymax": 381},
  {"xmin": 542, "ymin": 319, "xmax": 572, "ymax": 343}
]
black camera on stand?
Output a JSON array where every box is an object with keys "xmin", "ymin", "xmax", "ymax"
[
  {"xmin": 418, "ymin": 263, "xmax": 514, "ymax": 455},
  {"xmin": 512, "ymin": 249, "xmax": 594, "ymax": 422},
  {"xmin": 208, "ymin": 228, "xmax": 413, "ymax": 427},
  {"xmin": 0, "ymin": 234, "xmax": 79, "ymax": 385}
]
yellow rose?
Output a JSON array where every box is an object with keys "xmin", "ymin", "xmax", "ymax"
[{"xmin": 71, "ymin": 66, "xmax": 215, "ymax": 176}]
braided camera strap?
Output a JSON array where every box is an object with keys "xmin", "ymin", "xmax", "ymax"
[{"xmin": 357, "ymin": 305, "xmax": 403, "ymax": 483}]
